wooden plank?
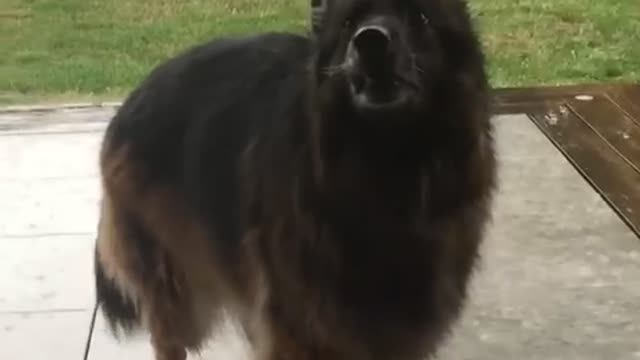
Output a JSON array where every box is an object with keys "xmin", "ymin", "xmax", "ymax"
[
  {"xmin": 569, "ymin": 96, "xmax": 640, "ymax": 172},
  {"xmin": 491, "ymin": 83, "xmax": 640, "ymax": 238},
  {"xmin": 492, "ymin": 83, "xmax": 640, "ymax": 110},
  {"xmin": 491, "ymin": 102, "xmax": 542, "ymax": 115},
  {"xmin": 493, "ymin": 83, "xmax": 609, "ymax": 105},
  {"xmin": 528, "ymin": 104, "xmax": 640, "ymax": 236},
  {"xmin": 607, "ymin": 85, "xmax": 640, "ymax": 125}
]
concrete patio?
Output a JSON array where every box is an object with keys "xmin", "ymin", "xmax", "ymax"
[{"xmin": 1, "ymin": 105, "xmax": 639, "ymax": 359}]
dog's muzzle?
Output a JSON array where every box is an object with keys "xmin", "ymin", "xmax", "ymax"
[{"xmin": 345, "ymin": 22, "xmax": 416, "ymax": 114}]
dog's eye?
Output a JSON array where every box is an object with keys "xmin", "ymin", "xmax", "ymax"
[{"xmin": 343, "ymin": 19, "xmax": 352, "ymax": 29}]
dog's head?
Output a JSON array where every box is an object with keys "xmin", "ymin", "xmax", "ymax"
[{"xmin": 311, "ymin": 0, "xmax": 486, "ymax": 120}]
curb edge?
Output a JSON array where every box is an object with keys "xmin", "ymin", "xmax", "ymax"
[{"xmin": 0, "ymin": 102, "xmax": 122, "ymax": 114}]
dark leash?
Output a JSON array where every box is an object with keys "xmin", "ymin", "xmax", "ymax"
[{"xmin": 82, "ymin": 302, "xmax": 100, "ymax": 360}]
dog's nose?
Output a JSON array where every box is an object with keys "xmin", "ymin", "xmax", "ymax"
[{"xmin": 352, "ymin": 26, "xmax": 391, "ymax": 58}]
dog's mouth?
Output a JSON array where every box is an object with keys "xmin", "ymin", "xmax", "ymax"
[
  {"xmin": 344, "ymin": 25, "xmax": 419, "ymax": 114},
  {"xmin": 349, "ymin": 72, "xmax": 417, "ymax": 112}
]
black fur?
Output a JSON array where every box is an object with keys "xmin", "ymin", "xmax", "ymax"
[
  {"xmin": 94, "ymin": 244, "xmax": 139, "ymax": 335},
  {"xmin": 96, "ymin": 0, "xmax": 496, "ymax": 358}
]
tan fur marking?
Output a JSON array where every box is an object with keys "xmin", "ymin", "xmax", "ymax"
[
  {"xmin": 96, "ymin": 195, "xmax": 142, "ymax": 308},
  {"xmin": 97, "ymin": 144, "xmax": 248, "ymax": 356}
]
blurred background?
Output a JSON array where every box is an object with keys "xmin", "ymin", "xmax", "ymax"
[{"xmin": 1, "ymin": 0, "xmax": 639, "ymax": 105}]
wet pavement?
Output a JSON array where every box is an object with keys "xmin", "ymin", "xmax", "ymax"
[{"xmin": 1, "ymin": 106, "xmax": 638, "ymax": 359}]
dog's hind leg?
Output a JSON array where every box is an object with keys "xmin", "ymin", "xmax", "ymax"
[
  {"xmin": 94, "ymin": 196, "xmax": 184, "ymax": 358},
  {"xmin": 94, "ymin": 196, "xmax": 144, "ymax": 337},
  {"xmin": 95, "ymin": 193, "xmax": 216, "ymax": 360},
  {"xmin": 95, "ymin": 160, "xmax": 224, "ymax": 359}
]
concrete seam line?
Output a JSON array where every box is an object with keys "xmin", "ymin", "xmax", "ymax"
[{"xmin": 0, "ymin": 102, "xmax": 122, "ymax": 114}]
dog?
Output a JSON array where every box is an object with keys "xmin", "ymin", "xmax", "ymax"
[{"xmin": 93, "ymin": 0, "xmax": 497, "ymax": 359}]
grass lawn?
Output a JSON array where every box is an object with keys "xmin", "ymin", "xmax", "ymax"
[{"xmin": 1, "ymin": 0, "xmax": 639, "ymax": 104}]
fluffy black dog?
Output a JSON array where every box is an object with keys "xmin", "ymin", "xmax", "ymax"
[{"xmin": 94, "ymin": 1, "xmax": 496, "ymax": 359}]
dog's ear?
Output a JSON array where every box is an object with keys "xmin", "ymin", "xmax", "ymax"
[{"xmin": 311, "ymin": 0, "xmax": 328, "ymax": 35}]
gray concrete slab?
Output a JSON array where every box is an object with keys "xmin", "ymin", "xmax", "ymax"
[
  {"xmin": 0, "ymin": 234, "xmax": 95, "ymax": 313},
  {"xmin": 0, "ymin": 132, "xmax": 101, "ymax": 180},
  {"xmin": 1, "ymin": 108, "xmax": 639, "ymax": 359},
  {"xmin": 0, "ymin": 178, "xmax": 100, "ymax": 236},
  {"xmin": 0, "ymin": 108, "xmax": 106, "ymax": 357},
  {"xmin": 0, "ymin": 311, "xmax": 93, "ymax": 359},
  {"xmin": 439, "ymin": 114, "xmax": 640, "ymax": 360}
]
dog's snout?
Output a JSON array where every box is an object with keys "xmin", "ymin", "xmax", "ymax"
[{"xmin": 352, "ymin": 26, "xmax": 391, "ymax": 57}]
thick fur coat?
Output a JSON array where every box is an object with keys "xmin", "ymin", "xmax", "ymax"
[{"xmin": 94, "ymin": 1, "xmax": 497, "ymax": 359}]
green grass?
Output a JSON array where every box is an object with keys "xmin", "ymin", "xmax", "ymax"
[{"xmin": 1, "ymin": 0, "xmax": 639, "ymax": 104}]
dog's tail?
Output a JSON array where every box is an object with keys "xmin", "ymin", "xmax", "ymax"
[{"xmin": 94, "ymin": 244, "xmax": 141, "ymax": 337}]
